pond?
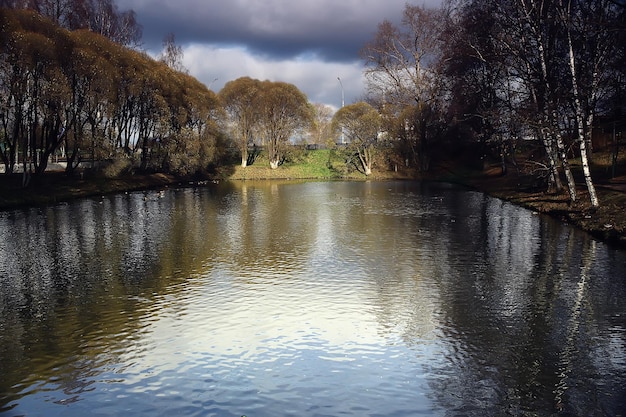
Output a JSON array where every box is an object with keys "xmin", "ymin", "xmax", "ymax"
[{"xmin": 0, "ymin": 180, "xmax": 625, "ymax": 416}]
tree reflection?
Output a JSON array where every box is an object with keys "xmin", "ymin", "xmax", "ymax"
[
  {"xmin": 0, "ymin": 182, "xmax": 624, "ymax": 416},
  {"xmin": 423, "ymin": 197, "xmax": 626, "ymax": 416},
  {"xmin": 0, "ymin": 188, "xmax": 222, "ymax": 410}
]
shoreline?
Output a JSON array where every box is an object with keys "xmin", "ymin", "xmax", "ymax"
[
  {"xmin": 1, "ymin": 166, "xmax": 624, "ymax": 250},
  {"xmin": 435, "ymin": 166, "xmax": 626, "ymax": 250}
]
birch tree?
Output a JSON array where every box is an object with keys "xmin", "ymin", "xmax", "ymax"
[
  {"xmin": 159, "ymin": 32, "xmax": 186, "ymax": 73},
  {"xmin": 554, "ymin": 0, "xmax": 620, "ymax": 208},
  {"xmin": 504, "ymin": 0, "xmax": 578, "ymax": 199},
  {"xmin": 447, "ymin": 0, "xmax": 623, "ymax": 206}
]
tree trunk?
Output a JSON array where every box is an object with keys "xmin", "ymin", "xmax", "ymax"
[
  {"xmin": 553, "ymin": 123, "xmax": 577, "ymax": 203},
  {"xmin": 539, "ymin": 129, "xmax": 563, "ymax": 193},
  {"xmin": 564, "ymin": 9, "xmax": 599, "ymax": 208},
  {"xmin": 357, "ymin": 147, "xmax": 372, "ymax": 176},
  {"xmin": 268, "ymin": 138, "xmax": 281, "ymax": 169},
  {"xmin": 611, "ymin": 122, "xmax": 619, "ymax": 178},
  {"xmin": 240, "ymin": 140, "xmax": 248, "ymax": 167},
  {"xmin": 534, "ymin": 24, "xmax": 568, "ymax": 195},
  {"xmin": 579, "ymin": 138, "xmax": 598, "ymax": 207}
]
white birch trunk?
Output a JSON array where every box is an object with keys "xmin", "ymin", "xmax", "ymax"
[
  {"xmin": 539, "ymin": 124, "xmax": 563, "ymax": 193},
  {"xmin": 241, "ymin": 147, "xmax": 248, "ymax": 168},
  {"xmin": 553, "ymin": 115, "xmax": 577, "ymax": 203},
  {"xmin": 537, "ymin": 33, "xmax": 576, "ymax": 200},
  {"xmin": 564, "ymin": 7, "xmax": 599, "ymax": 208},
  {"xmin": 530, "ymin": 17, "xmax": 575, "ymax": 196}
]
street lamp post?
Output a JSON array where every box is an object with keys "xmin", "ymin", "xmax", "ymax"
[{"xmin": 337, "ymin": 77, "xmax": 345, "ymax": 144}]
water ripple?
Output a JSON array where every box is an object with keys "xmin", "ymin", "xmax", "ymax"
[{"xmin": 1, "ymin": 181, "xmax": 625, "ymax": 416}]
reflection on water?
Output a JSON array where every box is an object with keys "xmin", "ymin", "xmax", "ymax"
[{"xmin": 0, "ymin": 181, "xmax": 625, "ymax": 416}]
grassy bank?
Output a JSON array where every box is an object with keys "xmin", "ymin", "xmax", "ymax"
[
  {"xmin": 215, "ymin": 148, "xmax": 406, "ymax": 180},
  {"xmin": 220, "ymin": 148, "xmax": 347, "ymax": 180}
]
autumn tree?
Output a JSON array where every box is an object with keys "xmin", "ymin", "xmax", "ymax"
[
  {"xmin": 57, "ymin": 29, "xmax": 113, "ymax": 173},
  {"xmin": 219, "ymin": 77, "xmax": 262, "ymax": 167},
  {"xmin": 256, "ymin": 81, "xmax": 312, "ymax": 169},
  {"xmin": 156, "ymin": 70, "xmax": 224, "ymax": 175},
  {"xmin": 0, "ymin": 8, "xmax": 224, "ymax": 182},
  {"xmin": 332, "ymin": 102, "xmax": 382, "ymax": 176},
  {"xmin": 0, "ymin": 9, "xmax": 26, "ymax": 175},
  {"xmin": 2, "ymin": 0, "xmax": 142, "ymax": 47},
  {"xmin": 0, "ymin": 10, "xmax": 71, "ymax": 181}
]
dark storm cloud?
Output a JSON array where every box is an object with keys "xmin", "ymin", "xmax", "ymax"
[
  {"xmin": 114, "ymin": 0, "xmax": 442, "ymax": 108},
  {"xmin": 142, "ymin": 15, "xmax": 368, "ymax": 62},
  {"xmin": 117, "ymin": 0, "xmax": 434, "ymax": 60}
]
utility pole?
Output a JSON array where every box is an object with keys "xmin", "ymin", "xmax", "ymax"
[{"xmin": 337, "ymin": 77, "xmax": 345, "ymax": 144}]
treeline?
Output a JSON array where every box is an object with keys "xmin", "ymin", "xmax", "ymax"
[
  {"xmin": 2, "ymin": 1, "xmax": 625, "ymax": 209},
  {"xmin": 0, "ymin": 0, "xmax": 142, "ymax": 46},
  {"xmin": 0, "ymin": 7, "xmax": 226, "ymax": 184},
  {"xmin": 361, "ymin": 0, "xmax": 626, "ymax": 207}
]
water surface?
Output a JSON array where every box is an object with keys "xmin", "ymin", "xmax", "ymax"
[{"xmin": 0, "ymin": 180, "xmax": 625, "ymax": 416}]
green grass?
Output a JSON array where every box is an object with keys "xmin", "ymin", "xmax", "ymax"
[{"xmin": 221, "ymin": 149, "xmax": 363, "ymax": 180}]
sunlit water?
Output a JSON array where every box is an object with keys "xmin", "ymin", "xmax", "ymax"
[{"xmin": 0, "ymin": 180, "xmax": 625, "ymax": 416}]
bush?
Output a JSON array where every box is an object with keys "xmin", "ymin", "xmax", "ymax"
[{"xmin": 101, "ymin": 155, "xmax": 133, "ymax": 178}]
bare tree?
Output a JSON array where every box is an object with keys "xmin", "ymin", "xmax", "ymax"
[
  {"xmin": 361, "ymin": 4, "xmax": 446, "ymax": 170},
  {"xmin": 361, "ymin": 5, "xmax": 445, "ymax": 107},
  {"xmin": 88, "ymin": 0, "xmax": 142, "ymax": 48},
  {"xmin": 30, "ymin": 0, "xmax": 90, "ymax": 29},
  {"xmin": 1, "ymin": 0, "xmax": 142, "ymax": 47},
  {"xmin": 159, "ymin": 32, "xmax": 186, "ymax": 73},
  {"xmin": 308, "ymin": 103, "xmax": 334, "ymax": 146},
  {"xmin": 554, "ymin": 0, "xmax": 620, "ymax": 208},
  {"xmin": 446, "ymin": 0, "xmax": 576, "ymax": 197}
]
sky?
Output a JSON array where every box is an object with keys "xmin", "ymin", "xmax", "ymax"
[{"xmin": 115, "ymin": 0, "xmax": 442, "ymax": 110}]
